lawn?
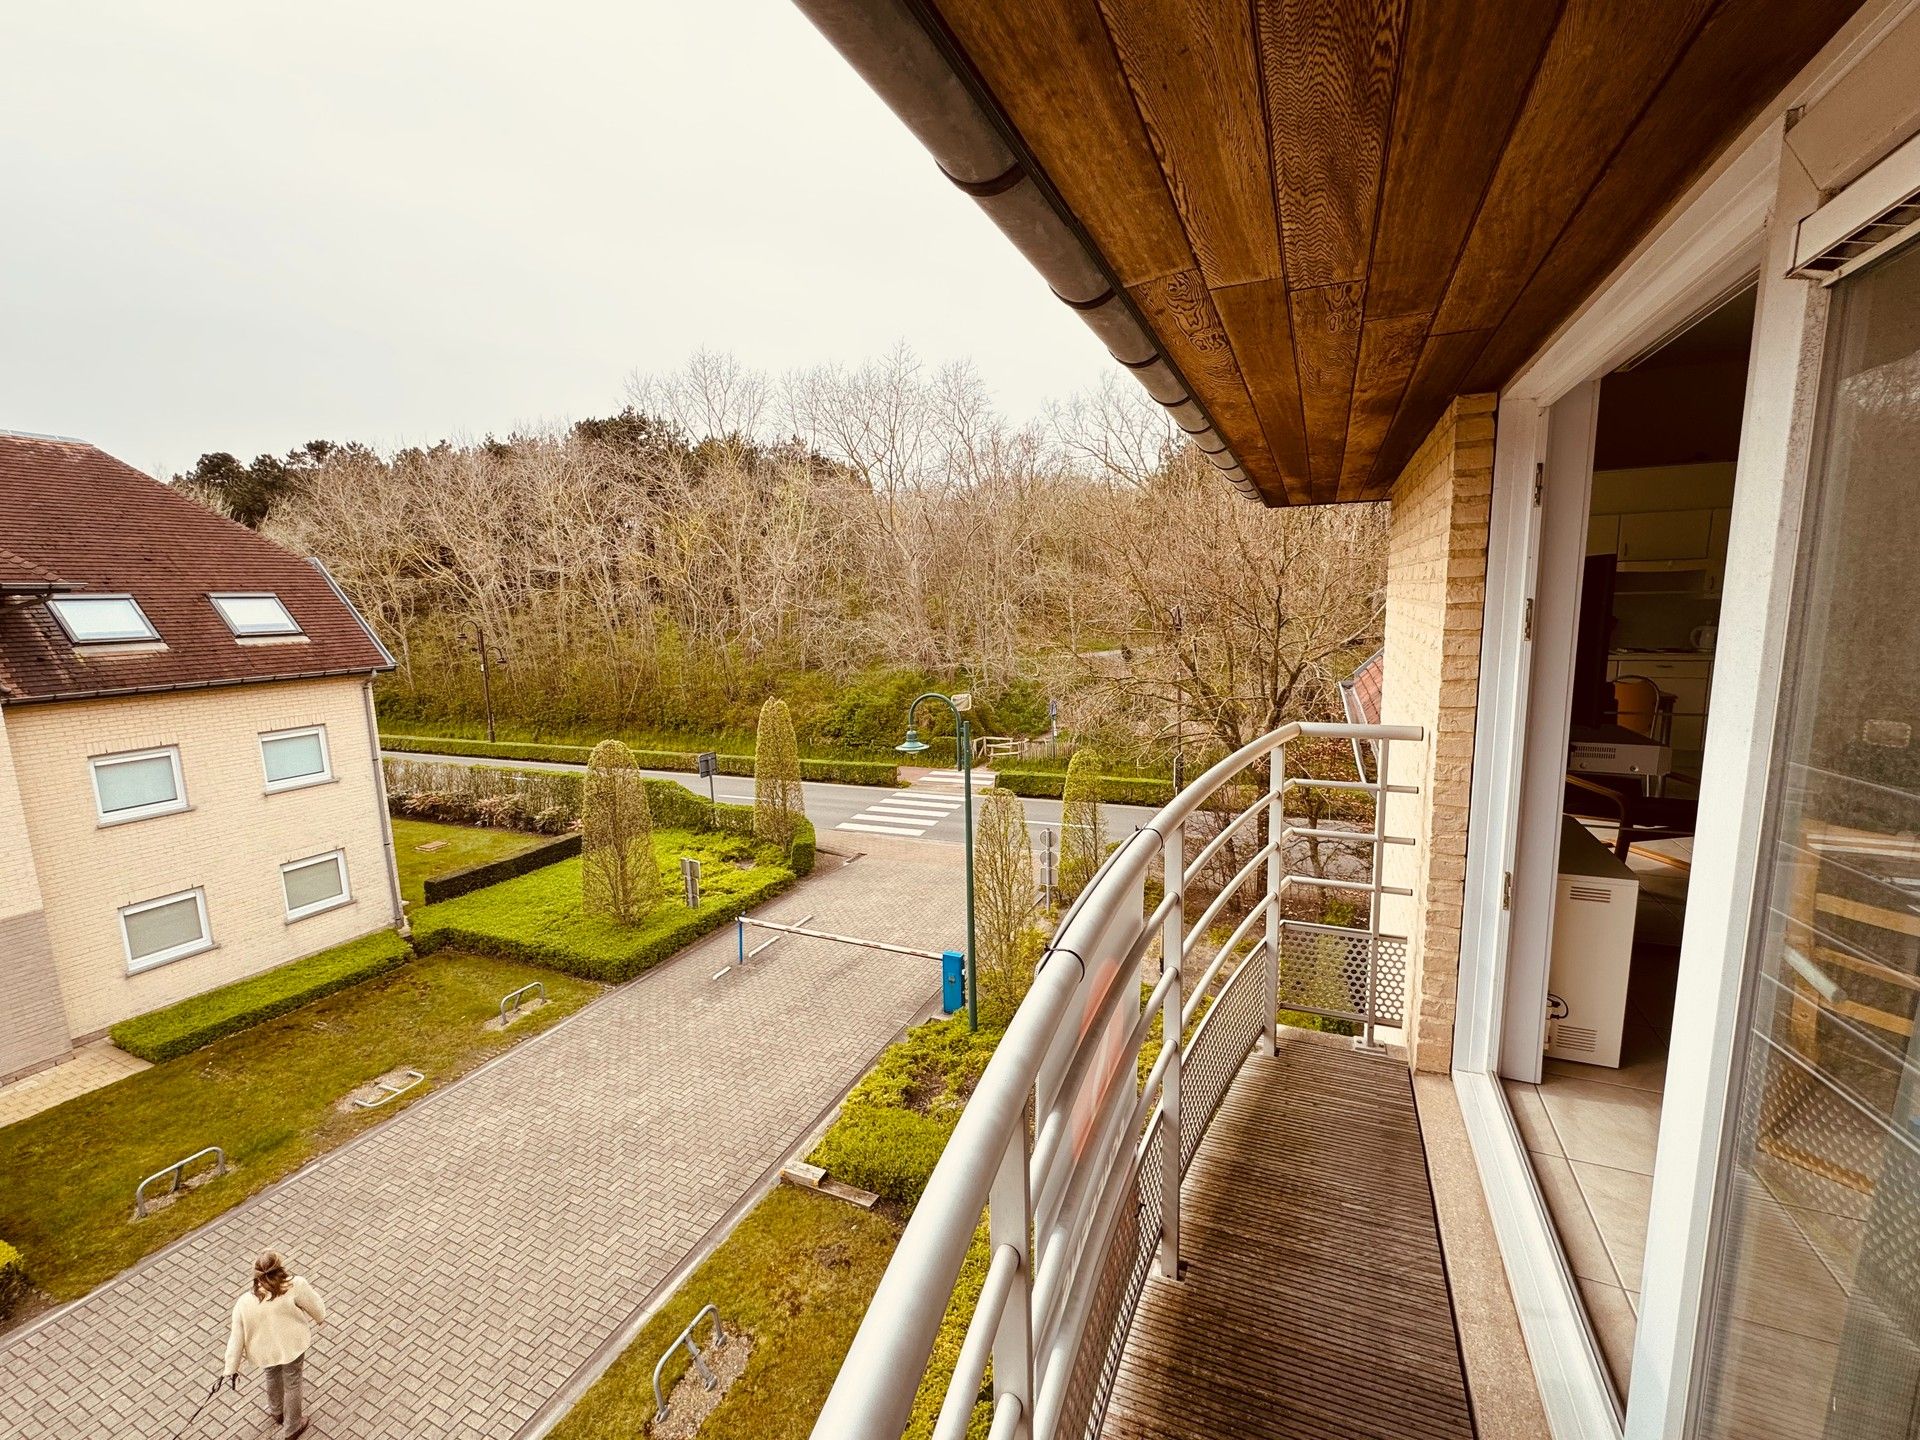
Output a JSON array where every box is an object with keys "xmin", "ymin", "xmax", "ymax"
[
  {"xmin": 391, "ymin": 816, "xmax": 549, "ymax": 907},
  {"xmin": 547, "ymin": 1185, "xmax": 902, "ymax": 1440},
  {"xmin": 0, "ymin": 952, "xmax": 599, "ymax": 1310},
  {"xmin": 411, "ymin": 829, "xmax": 795, "ymax": 981}
]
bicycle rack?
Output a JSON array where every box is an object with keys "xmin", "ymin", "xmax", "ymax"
[
  {"xmin": 653, "ymin": 1304, "xmax": 725, "ymax": 1421},
  {"xmin": 134, "ymin": 1145, "xmax": 226, "ymax": 1218},
  {"xmin": 351, "ymin": 1068, "xmax": 425, "ymax": 1109},
  {"xmin": 499, "ymin": 981, "xmax": 545, "ymax": 1023}
]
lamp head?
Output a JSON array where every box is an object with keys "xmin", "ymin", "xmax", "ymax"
[{"xmin": 896, "ymin": 726, "xmax": 930, "ymax": 755}]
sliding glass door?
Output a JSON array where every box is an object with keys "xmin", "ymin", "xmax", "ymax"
[{"xmin": 1692, "ymin": 237, "xmax": 1920, "ymax": 1439}]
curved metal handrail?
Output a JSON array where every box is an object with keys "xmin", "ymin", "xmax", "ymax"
[{"xmin": 810, "ymin": 719, "xmax": 1423, "ymax": 1440}]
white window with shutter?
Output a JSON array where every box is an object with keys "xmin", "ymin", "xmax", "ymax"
[
  {"xmin": 281, "ymin": 850, "xmax": 350, "ymax": 921},
  {"xmin": 90, "ymin": 746, "xmax": 187, "ymax": 824},
  {"xmin": 259, "ymin": 725, "xmax": 332, "ymax": 793},
  {"xmin": 120, "ymin": 889, "xmax": 212, "ymax": 972}
]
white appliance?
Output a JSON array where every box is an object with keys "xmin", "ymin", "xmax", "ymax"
[{"xmin": 1545, "ymin": 816, "xmax": 1639, "ymax": 1068}]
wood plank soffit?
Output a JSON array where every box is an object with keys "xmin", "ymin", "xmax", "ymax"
[{"xmin": 1096, "ymin": 0, "xmax": 1284, "ymax": 288}]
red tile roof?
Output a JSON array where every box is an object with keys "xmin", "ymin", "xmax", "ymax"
[
  {"xmin": 0, "ymin": 435, "xmax": 391, "ymax": 704},
  {"xmin": 1340, "ymin": 647, "xmax": 1384, "ymax": 728}
]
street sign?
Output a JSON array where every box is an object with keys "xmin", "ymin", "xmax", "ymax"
[
  {"xmin": 695, "ymin": 751, "xmax": 718, "ymax": 778},
  {"xmin": 951, "ymin": 692, "xmax": 972, "ymax": 712}
]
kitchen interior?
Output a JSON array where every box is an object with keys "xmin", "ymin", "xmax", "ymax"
[{"xmin": 1505, "ymin": 285, "xmax": 1753, "ymax": 1396}]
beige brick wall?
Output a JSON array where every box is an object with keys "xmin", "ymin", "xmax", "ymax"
[
  {"xmin": 1381, "ymin": 394, "xmax": 1495, "ymax": 1073},
  {"xmin": 7, "ymin": 675, "xmax": 401, "ymax": 1039},
  {"xmin": 0, "ymin": 704, "xmax": 72, "ymax": 1079}
]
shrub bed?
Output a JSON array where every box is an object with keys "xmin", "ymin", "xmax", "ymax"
[
  {"xmin": 421, "ymin": 834, "xmax": 582, "ymax": 904},
  {"xmin": 110, "ymin": 930, "xmax": 412, "ymax": 1063},
  {"xmin": 0, "ymin": 1241, "xmax": 27, "ymax": 1322},
  {"xmin": 385, "ymin": 757, "xmax": 582, "ymax": 833},
  {"xmin": 992, "ymin": 768, "xmax": 1174, "ymax": 808},
  {"xmin": 411, "ymin": 832, "xmax": 794, "ymax": 982},
  {"xmin": 381, "ymin": 733, "xmax": 899, "ymax": 787},
  {"xmin": 807, "ymin": 1016, "xmax": 999, "ymax": 1209}
]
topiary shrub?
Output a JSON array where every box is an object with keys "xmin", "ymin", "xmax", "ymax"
[
  {"xmin": 974, "ymin": 788, "xmax": 1037, "ymax": 1028},
  {"xmin": 753, "ymin": 698, "xmax": 807, "ymax": 849},
  {"xmin": 1058, "ymin": 748, "xmax": 1108, "ymax": 903},
  {"xmin": 582, "ymin": 740, "xmax": 662, "ymax": 924}
]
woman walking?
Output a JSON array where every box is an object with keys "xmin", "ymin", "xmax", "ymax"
[{"xmin": 223, "ymin": 1250, "xmax": 326, "ymax": 1439}]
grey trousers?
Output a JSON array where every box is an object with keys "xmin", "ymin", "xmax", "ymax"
[{"xmin": 263, "ymin": 1353, "xmax": 305, "ymax": 1435}]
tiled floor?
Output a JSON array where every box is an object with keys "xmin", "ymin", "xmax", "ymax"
[
  {"xmin": 0, "ymin": 1040, "xmax": 148, "ymax": 1128},
  {"xmin": 1504, "ymin": 833, "xmax": 1686, "ymax": 1395}
]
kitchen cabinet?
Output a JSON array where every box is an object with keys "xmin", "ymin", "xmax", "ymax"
[
  {"xmin": 1587, "ymin": 513, "xmax": 1621, "ymax": 557},
  {"xmin": 1619, "ymin": 508, "xmax": 1714, "ymax": 563}
]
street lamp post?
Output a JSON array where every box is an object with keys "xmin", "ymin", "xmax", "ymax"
[{"xmin": 897, "ymin": 692, "xmax": 977, "ymax": 1032}]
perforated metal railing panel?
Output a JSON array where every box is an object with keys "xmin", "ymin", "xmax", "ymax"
[
  {"xmin": 1101, "ymin": 1032, "xmax": 1476, "ymax": 1440},
  {"xmin": 1277, "ymin": 926, "xmax": 1408, "ymax": 1027},
  {"xmin": 1057, "ymin": 1115, "xmax": 1166, "ymax": 1440},
  {"xmin": 1178, "ymin": 959, "xmax": 1266, "ymax": 1173}
]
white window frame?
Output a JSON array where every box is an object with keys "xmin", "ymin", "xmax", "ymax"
[
  {"xmin": 208, "ymin": 592, "xmax": 303, "ymax": 637},
  {"xmin": 120, "ymin": 887, "xmax": 212, "ymax": 973},
  {"xmin": 259, "ymin": 725, "xmax": 333, "ymax": 793},
  {"xmin": 1447, "ymin": 6, "xmax": 1920, "ymax": 1438},
  {"xmin": 47, "ymin": 593, "xmax": 159, "ymax": 644},
  {"xmin": 89, "ymin": 745, "xmax": 188, "ymax": 825},
  {"xmin": 280, "ymin": 849, "xmax": 351, "ymax": 922}
]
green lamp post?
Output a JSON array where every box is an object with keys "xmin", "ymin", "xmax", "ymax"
[{"xmin": 897, "ymin": 693, "xmax": 977, "ymax": 1032}]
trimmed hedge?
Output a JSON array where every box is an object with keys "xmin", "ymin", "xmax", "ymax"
[
  {"xmin": 421, "ymin": 833, "xmax": 582, "ymax": 904},
  {"xmin": 411, "ymin": 839, "xmax": 795, "ymax": 983},
  {"xmin": 646, "ymin": 782, "xmax": 816, "ymax": 877},
  {"xmin": 807, "ymin": 1016, "xmax": 999, "ymax": 1209},
  {"xmin": 381, "ymin": 733, "xmax": 899, "ymax": 787},
  {"xmin": 0, "ymin": 1240, "xmax": 27, "ymax": 1322},
  {"xmin": 109, "ymin": 929, "xmax": 412, "ymax": 1063},
  {"xmin": 992, "ymin": 768, "xmax": 1174, "ymax": 808}
]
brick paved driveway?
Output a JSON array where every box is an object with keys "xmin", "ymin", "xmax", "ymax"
[{"xmin": 0, "ymin": 839, "xmax": 961, "ymax": 1440}]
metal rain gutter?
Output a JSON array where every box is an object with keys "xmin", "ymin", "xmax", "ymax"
[{"xmin": 791, "ymin": 0, "xmax": 1263, "ymax": 502}]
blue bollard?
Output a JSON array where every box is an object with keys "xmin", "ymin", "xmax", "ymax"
[{"xmin": 941, "ymin": 950, "xmax": 966, "ymax": 1015}]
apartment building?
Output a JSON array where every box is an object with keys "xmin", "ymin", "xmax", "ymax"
[{"xmin": 0, "ymin": 433, "xmax": 402, "ymax": 1081}]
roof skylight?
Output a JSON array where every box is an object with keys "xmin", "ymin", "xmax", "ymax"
[
  {"xmin": 47, "ymin": 594, "xmax": 159, "ymax": 644},
  {"xmin": 209, "ymin": 592, "xmax": 302, "ymax": 637}
]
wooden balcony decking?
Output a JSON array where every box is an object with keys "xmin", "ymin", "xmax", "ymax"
[{"xmin": 1104, "ymin": 1030, "xmax": 1476, "ymax": 1440}]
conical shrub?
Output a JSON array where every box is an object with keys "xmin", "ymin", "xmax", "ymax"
[
  {"xmin": 1059, "ymin": 748, "xmax": 1107, "ymax": 903},
  {"xmin": 753, "ymin": 697, "xmax": 806, "ymax": 850},
  {"xmin": 582, "ymin": 739, "xmax": 661, "ymax": 923},
  {"xmin": 976, "ymin": 786, "xmax": 1037, "ymax": 1028}
]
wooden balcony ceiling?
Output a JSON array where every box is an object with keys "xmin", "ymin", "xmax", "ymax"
[{"xmin": 925, "ymin": 0, "xmax": 1863, "ymax": 505}]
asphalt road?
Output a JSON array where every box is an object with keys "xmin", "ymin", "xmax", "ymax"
[{"xmin": 383, "ymin": 749, "xmax": 1164, "ymax": 850}]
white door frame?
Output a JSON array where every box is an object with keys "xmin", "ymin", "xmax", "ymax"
[
  {"xmin": 1500, "ymin": 381, "xmax": 1599, "ymax": 1085},
  {"xmin": 1449, "ymin": 2, "xmax": 1920, "ymax": 1433}
]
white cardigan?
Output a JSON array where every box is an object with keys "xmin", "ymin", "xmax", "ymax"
[{"xmin": 224, "ymin": 1277, "xmax": 326, "ymax": 1373}]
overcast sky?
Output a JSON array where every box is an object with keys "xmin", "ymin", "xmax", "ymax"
[{"xmin": 0, "ymin": 2, "xmax": 1115, "ymax": 476}]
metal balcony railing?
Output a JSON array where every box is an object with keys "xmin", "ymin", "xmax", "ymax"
[{"xmin": 809, "ymin": 719, "xmax": 1424, "ymax": 1440}]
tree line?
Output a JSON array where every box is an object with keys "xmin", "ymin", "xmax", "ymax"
[{"xmin": 179, "ymin": 346, "xmax": 1386, "ymax": 766}]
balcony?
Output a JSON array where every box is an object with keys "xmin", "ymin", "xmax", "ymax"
[{"xmin": 812, "ymin": 720, "xmax": 1486, "ymax": 1440}]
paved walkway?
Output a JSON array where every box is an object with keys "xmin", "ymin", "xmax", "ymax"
[
  {"xmin": 0, "ymin": 1039, "xmax": 148, "ymax": 1128},
  {"xmin": 0, "ymin": 838, "xmax": 962, "ymax": 1440}
]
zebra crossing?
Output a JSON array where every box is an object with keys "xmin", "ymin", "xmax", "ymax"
[{"xmin": 835, "ymin": 779, "xmax": 977, "ymax": 838}]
